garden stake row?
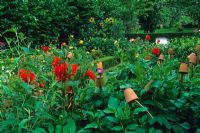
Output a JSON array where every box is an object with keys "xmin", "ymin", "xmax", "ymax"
[{"xmin": 124, "ymin": 88, "xmax": 154, "ymax": 119}]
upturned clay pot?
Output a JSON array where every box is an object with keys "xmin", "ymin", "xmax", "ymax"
[
  {"xmin": 179, "ymin": 63, "xmax": 188, "ymax": 74},
  {"xmin": 188, "ymin": 53, "xmax": 197, "ymax": 65},
  {"xmin": 187, "ymin": 53, "xmax": 195, "ymax": 59},
  {"xmin": 97, "ymin": 62, "xmax": 103, "ymax": 69},
  {"xmin": 189, "ymin": 55, "xmax": 197, "ymax": 65},
  {"xmin": 159, "ymin": 54, "xmax": 164, "ymax": 60},
  {"xmin": 96, "ymin": 76, "xmax": 105, "ymax": 87},
  {"xmin": 168, "ymin": 48, "xmax": 174, "ymax": 55},
  {"xmin": 124, "ymin": 88, "xmax": 138, "ymax": 103}
]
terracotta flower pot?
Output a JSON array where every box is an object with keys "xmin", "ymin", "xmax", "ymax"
[
  {"xmin": 159, "ymin": 54, "xmax": 164, "ymax": 61},
  {"xmin": 189, "ymin": 55, "xmax": 197, "ymax": 65},
  {"xmin": 124, "ymin": 88, "xmax": 138, "ymax": 103},
  {"xmin": 187, "ymin": 53, "xmax": 195, "ymax": 59},
  {"xmin": 188, "ymin": 53, "xmax": 197, "ymax": 65},
  {"xmin": 97, "ymin": 62, "xmax": 103, "ymax": 69},
  {"xmin": 179, "ymin": 63, "xmax": 188, "ymax": 74},
  {"xmin": 168, "ymin": 48, "xmax": 174, "ymax": 55},
  {"xmin": 96, "ymin": 76, "xmax": 105, "ymax": 87}
]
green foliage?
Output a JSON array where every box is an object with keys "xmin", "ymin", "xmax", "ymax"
[
  {"xmin": 0, "ymin": 0, "xmax": 126, "ymax": 45},
  {"xmin": 170, "ymin": 37, "xmax": 200, "ymax": 61}
]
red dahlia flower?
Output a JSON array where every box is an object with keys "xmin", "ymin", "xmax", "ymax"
[
  {"xmin": 19, "ymin": 69, "xmax": 36, "ymax": 84},
  {"xmin": 85, "ymin": 70, "xmax": 96, "ymax": 81},
  {"xmin": 53, "ymin": 63, "xmax": 79, "ymax": 81},
  {"xmin": 152, "ymin": 47, "xmax": 160, "ymax": 56},
  {"xmin": 41, "ymin": 46, "xmax": 49, "ymax": 53},
  {"xmin": 53, "ymin": 63, "xmax": 69, "ymax": 81},
  {"xmin": 145, "ymin": 35, "xmax": 151, "ymax": 41},
  {"xmin": 70, "ymin": 64, "xmax": 78, "ymax": 78},
  {"xmin": 52, "ymin": 57, "xmax": 62, "ymax": 68}
]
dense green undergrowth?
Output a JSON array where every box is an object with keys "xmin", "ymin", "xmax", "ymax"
[{"xmin": 0, "ymin": 32, "xmax": 200, "ymax": 132}]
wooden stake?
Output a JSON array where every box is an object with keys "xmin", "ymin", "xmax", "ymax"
[{"xmin": 135, "ymin": 100, "xmax": 154, "ymax": 119}]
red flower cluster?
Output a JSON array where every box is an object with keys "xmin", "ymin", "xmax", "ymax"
[
  {"xmin": 53, "ymin": 63, "xmax": 69, "ymax": 81},
  {"xmin": 19, "ymin": 69, "xmax": 36, "ymax": 84},
  {"xmin": 85, "ymin": 70, "xmax": 96, "ymax": 81},
  {"xmin": 145, "ymin": 35, "xmax": 151, "ymax": 41},
  {"xmin": 52, "ymin": 57, "xmax": 96, "ymax": 82},
  {"xmin": 42, "ymin": 46, "xmax": 49, "ymax": 53},
  {"xmin": 53, "ymin": 63, "xmax": 79, "ymax": 81},
  {"xmin": 52, "ymin": 57, "xmax": 62, "ymax": 68},
  {"xmin": 152, "ymin": 47, "xmax": 161, "ymax": 56}
]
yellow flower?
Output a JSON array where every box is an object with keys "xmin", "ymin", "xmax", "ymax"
[
  {"xmin": 105, "ymin": 18, "xmax": 109, "ymax": 23},
  {"xmin": 89, "ymin": 17, "xmax": 95, "ymax": 23},
  {"xmin": 79, "ymin": 40, "xmax": 84, "ymax": 45},
  {"xmin": 99, "ymin": 22, "xmax": 104, "ymax": 27},
  {"xmin": 108, "ymin": 17, "xmax": 114, "ymax": 24},
  {"xmin": 105, "ymin": 17, "xmax": 115, "ymax": 24}
]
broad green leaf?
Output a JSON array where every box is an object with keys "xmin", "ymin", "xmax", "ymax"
[
  {"xmin": 179, "ymin": 122, "xmax": 190, "ymax": 129},
  {"xmin": 106, "ymin": 116, "xmax": 118, "ymax": 123},
  {"xmin": 84, "ymin": 122, "xmax": 98, "ymax": 129},
  {"xmin": 18, "ymin": 119, "xmax": 29, "ymax": 133},
  {"xmin": 133, "ymin": 107, "xmax": 147, "ymax": 115},
  {"xmin": 55, "ymin": 125, "xmax": 62, "ymax": 133},
  {"xmin": 32, "ymin": 128, "xmax": 47, "ymax": 133},
  {"xmin": 48, "ymin": 124, "xmax": 54, "ymax": 133},
  {"xmin": 136, "ymin": 128, "xmax": 146, "ymax": 133},
  {"xmin": 63, "ymin": 119, "xmax": 76, "ymax": 133},
  {"xmin": 21, "ymin": 47, "xmax": 30, "ymax": 54},
  {"xmin": 126, "ymin": 124, "xmax": 138, "ymax": 130},
  {"xmin": 108, "ymin": 96, "xmax": 119, "ymax": 109},
  {"xmin": 111, "ymin": 126, "xmax": 122, "ymax": 131},
  {"xmin": 104, "ymin": 109, "xmax": 114, "ymax": 114}
]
